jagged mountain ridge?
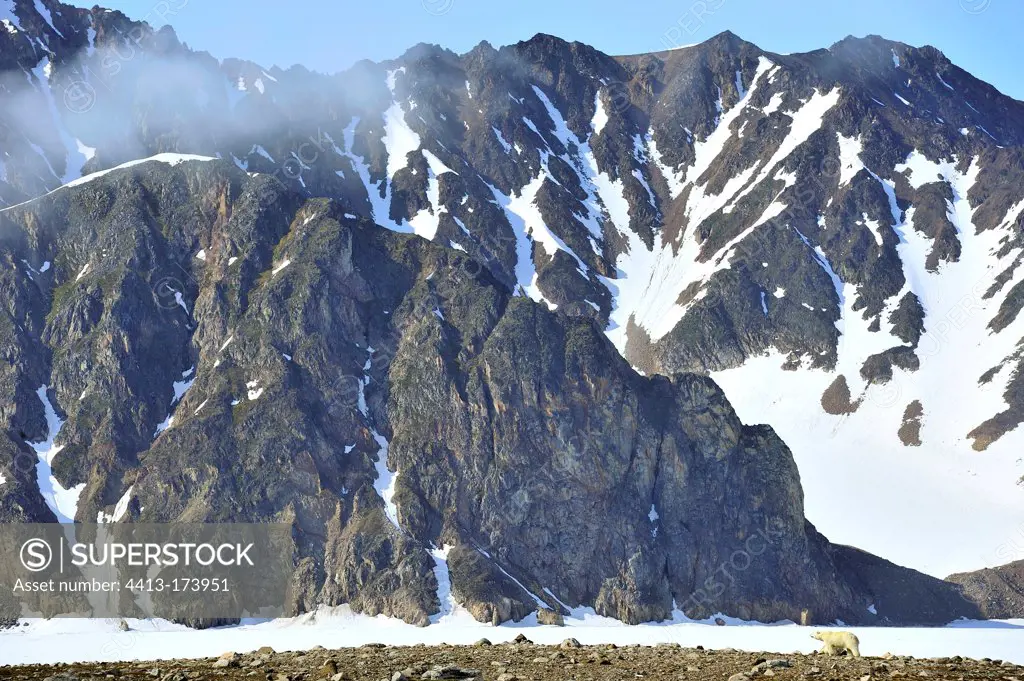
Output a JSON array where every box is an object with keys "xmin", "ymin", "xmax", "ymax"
[{"xmin": 1, "ymin": 0, "xmax": 1024, "ymax": 618}]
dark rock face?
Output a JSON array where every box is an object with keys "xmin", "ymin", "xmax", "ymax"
[
  {"xmin": 0, "ymin": 0, "xmax": 1021, "ymax": 626},
  {"xmin": 386, "ymin": 291, "xmax": 853, "ymax": 625},
  {"xmin": 444, "ymin": 545, "xmax": 536, "ymax": 626},
  {"xmin": 828, "ymin": 544, "xmax": 982, "ymax": 625},
  {"xmin": 946, "ymin": 560, "xmax": 1024, "ymax": 619}
]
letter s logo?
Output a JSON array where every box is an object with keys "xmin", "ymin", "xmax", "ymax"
[{"xmin": 20, "ymin": 539, "xmax": 53, "ymax": 572}]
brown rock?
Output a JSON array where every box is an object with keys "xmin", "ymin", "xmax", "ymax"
[{"xmin": 212, "ymin": 652, "xmax": 241, "ymax": 668}]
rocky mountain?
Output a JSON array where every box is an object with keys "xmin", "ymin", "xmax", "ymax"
[
  {"xmin": 948, "ymin": 558, "xmax": 1024, "ymax": 620},
  {"xmin": 1, "ymin": 0, "xmax": 1023, "ymax": 624}
]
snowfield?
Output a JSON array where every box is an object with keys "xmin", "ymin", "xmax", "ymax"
[
  {"xmin": 1, "ymin": 612, "xmax": 1021, "ymax": 666},
  {"xmin": 712, "ymin": 151, "xmax": 1024, "ymax": 578}
]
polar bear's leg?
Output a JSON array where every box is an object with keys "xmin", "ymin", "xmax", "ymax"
[
  {"xmin": 847, "ymin": 641, "xmax": 861, "ymax": 657},
  {"xmin": 820, "ymin": 642, "xmax": 836, "ymax": 655}
]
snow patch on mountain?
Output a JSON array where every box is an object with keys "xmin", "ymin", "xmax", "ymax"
[
  {"xmin": 153, "ymin": 414, "xmax": 174, "ymax": 437},
  {"xmin": 727, "ymin": 86, "xmax": 842, "ymax": 210},
  {"xmin": 407, "ymin": 150, "xmax": 456, "ymax": 241},
  {"xmin": 383, "ymin": 99, "xmax": 421, "ymax": 181},
  {"xmin": 97, "ymin": 486, "xmax": 134, "ymax": 523},
  {"xmin": 67, "ymin": 154, "xmax": 215, "ymax": 188},
  {"xmin": 646, "ymin": 132, "xmax": 686, "ymax": 199},
  {"xmin": 372, "ymin": 430, "xmax": 400, "ymax": 529},
  {"xmin": 648, "ymin": 504, "xmax": 660, "ymax": 538},
  {"xmin": 334, "ymin": 118, "xmax": 403, "ymax": 234},
  {"xmin": 684, "ymin": 59, "xmax": 777, "ymax": 226},
  {"xmin": 246, "ymin": 380, "xmax": 264, "ymax": 401},
  {"xmin": 686, "ymin": 57, "xmax": 775, "ymax": 193},
  {"xmin": 29, "ymin": 56, "xmax": 94, "ymax": 185},
  {"xmin": 860, "ymin": 212, "xmax": 885, "ymax": 247},
  {"xmin": 272, "ymin": 259, "xmax": 291, "ymax": 276},
  {"xmin": 172, "ymin": 368, "xmax": 195, "ymax": 403},
  {"xmin": 33, "ymin": 0, "xmax": 62, "ymax": 37},
  {"xmin": 492, "ymin": 126, "xmax": 512, "ymax": 153},
  {"xmin": 337, "ymin": 104, "xmax": 453, "ymax": 242},
  {"xmin": 891, "ymin": 154, "xmax": 1024, "ymax": 451},
  {"xmin": 0, "ymin": 0, "xmax": 22, "ymax": 33},
  {"xmin": 592, "ymin": 91, "xmax": 610, "ymax": 136},
  {"xmin": 154, "ymin": 367, "xmax": 198, "ymax": 437},
  {"xmin": 489, "ymin": 168, "xmax": 564, "ymax": 309},
  {"xmin": 252, "ymin": 144, "xmax": 274, "ymax": 163},
  {"xmin": 484, "ymin": 83, "xmax": 655, "ymax": 309},
  {"xmin": 530, "ymin": 85, "xmax": 605, "ymax": 242},
  {"xmin": 428, "ymin": 545, "xmax": 473, "ymax": 624},
  {"xmin": 2, "ymin": 154, "xmax": 216, "ymax": 213},
  {"xmin": 763, "ymin": 92, "xmax": 784, "ymax": 115},
  {"xmin": 26, "ymin": 386, "xmax": 84, "ymax": 524},
  {"xmin": 836, "ymin": 133, "xmax": 864, "ymax": 186},
  {"xmin": 796, "ymin": 230, "xmax": 845, "ymax": 310},
  {"xmin": 351, "ymin": 345, "xmax": 401, "ymax": 529}
]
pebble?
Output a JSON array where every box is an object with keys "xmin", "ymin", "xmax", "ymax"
[
  {"xmin": 15, "ymin": 641, "xmax": 1021, "ymax": 681},
  {"xmin": 212, "ymin": 652, "xmax": 240, "ymax": 668}
]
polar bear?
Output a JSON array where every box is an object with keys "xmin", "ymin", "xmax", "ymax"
[{"xmin": 812, "ymin": 630, "xmax": 860, "ymax": 657}]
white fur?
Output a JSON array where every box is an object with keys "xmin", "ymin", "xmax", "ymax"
[{"xmin": 812, "ymin": 630, "xmax": 861, "ymax": 657}]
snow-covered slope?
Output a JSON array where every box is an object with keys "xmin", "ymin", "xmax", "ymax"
[
  {"xmin": 2, "ymin": 611, "xmax": 1023, "ymax": 666},
  {"xmin": 712, "ymin": 151, "xmax": 1024, "ymax": 576}
]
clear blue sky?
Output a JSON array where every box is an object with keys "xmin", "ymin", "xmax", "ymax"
[{"xmin": 69, "ymin": 0, "xmax": 1023, "ymax": 101}]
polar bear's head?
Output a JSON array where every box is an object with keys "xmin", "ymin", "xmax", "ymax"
[{"xmin": 811, "ymin": 631, "xmax": 824, "ymax": 641}]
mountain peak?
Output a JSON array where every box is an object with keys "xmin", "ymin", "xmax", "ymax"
[
  {"xmin": 828, "ymin": 33, "xmax": 914, "ymax": 60},
  {"xmin": 399, "ymin": 42, "xmax": 458, "ymax": 64},
  {"xmin": 709, "ymin": 29, "xmax": 744, "ymax": 44},
  {"xmin": 520, "ymin": 32, "xmax": 570, "ymax": 47}
]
